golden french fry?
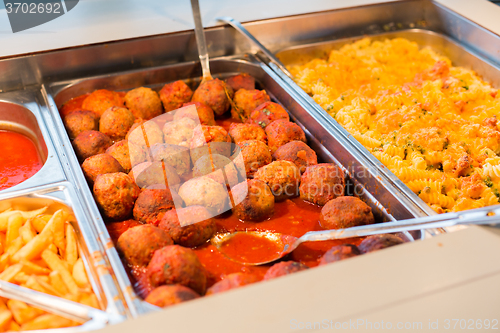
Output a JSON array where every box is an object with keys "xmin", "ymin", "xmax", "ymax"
[
  {"xmin": 47, "ymin": 243, "xmax": 58, "ymax": 254},
  {"xmin": 8, "ymin": 319, "xmax": 20, "ymax": 331},
  {"xmin": 19, "ymin": 219, "xmax": 36, "ymax": 245},
  {"xmin": 21, "ymin": 314, "xmax": 75, "ymax": 330},
  {"xmin": 13, "ymin": 271, "xmax": 29, "ymax": 284},
  {"xmin": 20, "ymin": 260, "xmax": 50, "ymax": 275},
  {"xmin": 49, "ymin": 271, "xmax": 69, "ymax": 296},
  {"xmin": 12, "ymin": 210, "xmax": 64, "ymax": 262},
  {"xmin": 25, "ymin": 276, "xmax": 49, "ymax": 295},
  {"xmin": 7, "ymin": 238, "xmax": 24, "ymax": 257},
  {"xmin": 0, "ymin": 207, "xmax": 47, "ymax": 232},
  {"xmin": 7, "ymin": 300, "xmax": 42, "ymax": 325},
  {"xmin": 0, "ymin": 299, "xmax": 6, "ymax": 312},
  {"xmin": 0, "ymin": 264, "xmax": 22, "ymax": 282},
  {"xmin": 31, "ymin": 216, "xmax": 47, "ymax": 234},
  {"xmin": 0, "ymin": 310, "xmax": 12, "ymax": 331},
  {"xmin": 79, "ymin": 293, "xmax": 99, "ymax": 309},
  {"xmin": 0, "ymin": 253, "xmax": 9, "ymax": 273},
  {"xmin": 32, "ymin": 275, "xmax": 62, "ymax": 297},
  {"xmin": 41, "ymin": 250, "xmax": 79, "ymax": 295},
  {"xmin": 6, "ymin": 214, "xmax": 24, "ymax": 247},
  {"xmin": 53, "ymin": 218, "xmax": 67, "ymax": 254},
  {"xmin": 65, "ymin": 224, "xmax": 78, "ymax": 269},
  {"xmin": 72, "ymin": 258, "xmax": 89, "ymax": 289}
]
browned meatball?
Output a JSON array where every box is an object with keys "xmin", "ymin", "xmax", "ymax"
[
  {"xmin": 192, "ymin": 154, "xmax": 240, "ymax": 187},
  {"xmin": 266, "ymin": 120, "xmax": 306, "ymax": 154},
  {"xmin": 117, "ymin": 224, "xmax": 173, "ymax": 266},
  {"xmin": 106, "ymin": 140, "xmax": 147, "ymax": 173},
  {"xmin": 300, "ymin": 164, "xmax": 344, "ymax": 206},
  {"xmin": 231, "ymin": 180, "xmax": 274, "ymax": 222},
  {"xmin": 162, "ymin": 117, "xmax": 197, "ymax": 147},
  {"xmin": 178, "ymin": 177, "xmax": 228, "ymax": 215},
  {"xmin": 82, "ymin": 153, "xmax": 124, "ymax": 185},
  {"xmin": 228, "ymin": 123, "xmax": 267, "ymax": 144},
  {"xmin": 263, "ymin": 261, "xmax": 308, "ymax": 280},
  {"xmin": 225, "ymin": 73, "xmax": 255, "ymax": 92},
  {"xmin": 254, "ymin": 161, "xmax": 300, "ymax": 201},
  {"xmin": 159, "ymin": 80, "xmax": 193, "ymax": 112},
  {"xmin": 319, "ymin": 244, "xmax": 360, "ymax": 266},
  {"xmin": 145, "ymin": 285, "xmax": 199, "ymax": 308},
  {"xmin": 159, "ymin": 206, "xmax": 216, "ymax": 247},
  {"xmin": 273, "ymin": 141, "xmax": 317, "ymax": 174},
  {"xmin": 99, "ymin": 106, "xmax": 135, "ymax": 141},
  {"xmin": 63, "ymin": 110, "xmax": 98, "ymax": 139},
  {"xmin": 206, "ymin": 273, "xmax": 259, "ymax": 295},
  {"xmin": 247, "ymin": 102, "xmax": 290, "ymax": 128},
  {"xmin": 177, "ymin": 102, "xmax": 216, "ymax": 126},
  {"xmin": 129, "ymin": 161, "xmax": 181, "ymax": 190},
  {"xmin": 93, "ymin": 172, "xmax": 140, "ymax": 220},
  {"xmin": 126, "ymin": 120, "xmax": 164, "ymax": 148},
  {"xmin": 190, "ymin": 125, "xmax": 231, "ymax": 164},
  {"xmin": 319, "ymin": 196, "xmax": 375, "ymax": 230},
  {"xmin": 236, "ymin": 140, "xmax": 272, "ymax": 178},
  {"xmin": 125, "ymin": 87, "xmax": 163, "ymax": 120},
  {"xmin": 146, "ymin": 245, "xmax": 206, "ymax": 294},
  {"xmin": 150, "ymin": 144, "xmax": 191, "ymax": 178},
  {"xmin": 133, "ymin": 188, "xmax": 178, "ymax": 226},
  {"xmin": 231, "ymin": 89, "xmax": 270, "ymax": 121},
  {"xmin": 192, "ymin": 79, "xmax": 233, "ymax": 116},
  {"xmin": 358, "ymin": 234, "xmax": 404, "ymax": 253},
  {"xmin": 81, "ymin": 89, "xmax": 124, "ymax": 117},
  {"xmin": 73, "ymin": 130, "xmax": 112, "ymax": 162}
]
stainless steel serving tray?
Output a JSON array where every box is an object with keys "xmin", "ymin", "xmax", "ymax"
[
  {"xmin": 0, "ymin": 182, "xmax": 128, "ymax": 329},
  {"xmin": 43, "ymin": 54, "xmax": 422, "ymax": 316},
  {"xmin": 271, "ymin": 29, "xmax": 500, "ymax": 216}
]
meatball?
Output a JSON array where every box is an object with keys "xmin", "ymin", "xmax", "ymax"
[
  {"xmin": 81, "ymin": 89, "xmax": 124, "ymax": 117},
  {"xmin": 177, "ymin": 102, "xmax": 216, "ymax": 126},
  {"xmin": 63, "ymin": 110, "xmax": 98, "ymax": 139},
  {"xmin": 236, "ymin": 140, "xmax": 272, "ymax": 178},
  {"xmin": 266, "ymin": 120, "xmax": 306, "ymax": 154},
  {"xmin": 189, "ymin": 125, "xmax": 231, "ymax": 164},
  {"xmin": 93, "ymin": 172, "xmax": 140, "ymax": 220},
  {"xmin": 106, "ymin": 140, "xmax": 147, "ymax": 173},
  {"xmin": 146, "ymin": 245, "xmax": 206, "ymax": 294},
  {"xmin": 319, "ymin": 196, "xmax": 375, "ymax": 230},
  {"xmin": 129, "ymin": 161, "xmax": 181, "ymax": 190},
  {"xmin": 358, "ymin": 234, "xmax": 405, "ymax": 253},
  {"xmin": 263, "ymin": 261, "xmax": 308, "ymax": 280},
  {"xmin": 273, "ymin": 141, "xmax": 317, "ymax": 174},
  {"xmin": 124, "ymin": 87, "xmax": 163, "ymax": 120},
  {"xmin": 319, "ymin": 244, "xmax": 360, "ymax": 266},
  {"xmin": 82, "ymin": 154, "xmax": 124, "ymax": 185},
  {"xmin": 99, "ymin": 106, "xmax": 135, "ymax": 141},
  {"xmin": 192, "ymin": 154, "xmax": 240, "ymax": 187},
  {"xmin": 228, "ymin": 123, "xmax": 267, "ymax": 144},
  {"xmin": 150, "ymin": 144, "xmax": 191, "ymax": 178},
  {"xmin": 231, "ymin": 180, "xmax": 274, "ymax": 222},
  {"xmin": 206, "ymin": 273, "xmax": 259, "ymax": 295},
  {"xmin": 127, "ymin": 120, "xmax": 164, "ymax": 148},
  {"xmin": 300, "ymin": 164, "xmax": 344, "ymax": 206},
  {"xmin": 178, "ymin": 177, "xmax": 228, "ymax": 215},
  {"xmin": 254, "ymin": 161, "xmax": 300, "ymax": 201},
  {"xmin": 145, "ymin": 285, "xmax": 199, "ymax": 308},
  {"xmin": 117, "ymin": 224, "xmax": 173, "ymax": 267},
  {"xmin": 247, "ymin": 102, "xmax": 290, "ymax": 128},
  {"xmin": 159, "ymin": 80, "xmax": 193, "ymax": 112},
  {"xmin": 225, "ymin": 73, "xmax": 255, "ymax": 92},
  {"xmin": 133, "ymin": 188, "xmax": 178, "ymax": 226},
  {"xmin": 231, "ymin": 89, "xmax": 270, "ymax": 121},
  {"xmin": 192, "ymin": 78, "xmax": 233, "ymax": 116},
  {"xmin": 158, "ymin": 206, "xmax": 216, "ymax": 247},
  {"xmin": 73, "ymin": 130, "xmax": 112, "ymax": 162},
  {"xmin": 162, "ymin": 117, "xmax": 197, "ymax": 147}
]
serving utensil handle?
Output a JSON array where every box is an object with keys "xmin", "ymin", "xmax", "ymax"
[{"xmin": 191, "ymin": 0, "xmax": 212, "ymax": 81}]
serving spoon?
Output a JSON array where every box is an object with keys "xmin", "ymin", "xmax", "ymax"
[
  {"xmin": 190, "ymin": 0, "xmax": 213, "ymax": 82},
  {"xmin": 212, "ymin": 205, "xmax": 500, "ymax": 265}
]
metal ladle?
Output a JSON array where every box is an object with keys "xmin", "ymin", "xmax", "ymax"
[
  {"xmin": 191, "ymin": 0, "xmax": 213, "ymax": 82},
  {"xmin": 212, "ymin": 205, "xmax": 500, "ymax": 265}
]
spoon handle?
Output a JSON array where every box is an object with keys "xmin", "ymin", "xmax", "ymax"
[
  {"xmin": 299, "ymin": 206, "xmax": 500, "ymax": 243},
  {"xmin": 191, "ymin": 0, "xmax": 212, "ymax": 81}
]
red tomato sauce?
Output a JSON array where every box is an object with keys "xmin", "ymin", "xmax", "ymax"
[
  {"xmin": 0, "ymin": 131, "xmax": 43, "ymax": 191},
  {"xmin": 218, "ymin": 233, "xmax": 284, "ymax": 265},
  {"xmin": 59, "ymin": 93, "xmax": 89, "ymax": 118}
]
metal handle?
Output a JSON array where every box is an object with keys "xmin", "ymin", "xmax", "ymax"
[
  {"xmin": 191, "ymin": 0, "xmax": 212, "ymax": 81},
  {"xmin": 216, "ymin": 16, "xmax": 293, "ymax": 79},
  {"xmin": 299, "ymin": 205, "xmax": 500, "ymax": 243}
]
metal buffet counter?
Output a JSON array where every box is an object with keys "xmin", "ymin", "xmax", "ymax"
[{"xmin": 0, "ymin": 0, "xmax": 500, "ymax": 331}]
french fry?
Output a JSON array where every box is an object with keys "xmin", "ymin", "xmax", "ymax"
[
  {"xmin": 19, "ymin": 219, "xmax": 36, "ymax": 245},
  {"xmin": 0, "ymin": 253, "xmax": 9, "ymax": 273},
  {"xmin": 79, "ymin": 293, "xmax": 99, "ymax": 309},
  {"xmin": 49, "ymin": 271, "xmax": 69, "ymax": 296},
  {"xmin": 53, "ymin": 219, "xmax": 66, "ymax": 255},
  {"xmin": 0, "ymin": 207, "xmax": 47, "ymax": 232},
  {"xmin": 7, "ymin": 300, "xmax": 42, "ymax": 325},
  {"xmin": 20, "ymin": 260, "xmax": 51, "ymax": 275},
  {"xmin": 6, "ymin": 214, "xmax": 24, "ymax": 247},
  {"xmin": 72, "ymin": 258, "xmax": 89, "ymax": 289},
  {"xmin": 65, "ymin": 224, "xmax": 78, "ymax": 269},
  {"xmin": 8, "ymin": 319, "xmax": 20, "ymax": 331},
  {"xmin": 33, "ymin": 275, "xmax": 63, "ymax": 297},
  {"xmin": 21, "ymin": 314, "xmax": 75, "ymax": 331},
  {"xmin": 7, "ymin": 238, "xmax": 24, "ymax": 257},
  {"xmin": 12, "ymin": 210, "xmax": 64, "ymax": 263},
  {"xmin": 24, "ymin": 276, "xmax": 49, "ymax": 295},
  {"xmin": 0, "ymin": 264, "xmax": 22, "ymax": 282},
  {"xmin": 0, "ymin": 310, "xmax": 12, "ymax": 331},
  {"xmin": 0, "ymin": 298, "xmax": 6, "ymax": 312},
  {"xmin": 41, "ymin": 250, "xmax": 79, "ymax": 295},
  {"xmin": 47, "ymin": 243, "xmax": 58, "ymax": 254},
  {"xmin": 31, "ymin": 216, "xmax": 48, "ymax": 234},
  {"xmin": 13, "ymin": 271, "xmax": 29, "ymax": 284}
]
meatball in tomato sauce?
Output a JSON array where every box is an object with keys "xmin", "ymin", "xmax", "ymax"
[{"xmin": 320, "ymin": 196, "xmax": 375, "ymax": 230}]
